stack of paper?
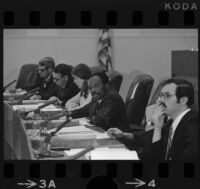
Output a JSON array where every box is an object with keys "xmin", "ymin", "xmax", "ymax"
[
  {"xmin": 56, "ymin": 126, "xmax": 95, "ymax": 135},
  {"xmin": 4, "ymin": 91, "xmax": 26, "ymax": 96},
  {"xmin": 51, "ymin": 126, "xmax": 97, "ymax": 148},
  {"xmin": 12, "ymin": 103, "xmax": 44, "ymax": 111},
  {"xmin": 13, "ymin": 103, "xmax": 63, "ymax": 114},
  {"xmin": 88, "ymin": 147, "xmax": 139, "ymax": 160},
  {"xmin": 64, "ymin": 147, "xmax": 139, "ymax": 160},
  {"xmin": 22, "ymin": 100, "xmax": 47, "ymax": 104},
  {"xmin": 40, "ymin": 104, "xmax": 62, "ymax": 111}
]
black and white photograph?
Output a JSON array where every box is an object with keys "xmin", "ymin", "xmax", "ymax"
[{"xmin": 3, "ymin": 29, "xmax": 198, "ymax": 160}]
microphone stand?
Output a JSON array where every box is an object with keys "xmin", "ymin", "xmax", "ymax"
[
  {"xmin": 20, "ymin": 87, "xmax": 40, "ymax": 103},
  {"xmin": 35, "ymin": 116, "xmax": 97, "ymax": 160},
  {"xmin": 35, "ymin": 118, "xmax": 71, "ymax": 158},
  {"xmin": 3, "ymin": 79, "xmax": 17, "ymax": 92},
  {"xmin": 33, "ymin": 99, "xmax": 58, "ymax": 114},
  {"xmin": 8, "ymin": 87, "xmax": 40, "ymax": 105},
  {"xmin": 18, "ymin": 99, "xmax": 59, "ymax": 120}
]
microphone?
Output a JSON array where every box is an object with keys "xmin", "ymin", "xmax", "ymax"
[
  {"xmin": 4, "ymin": 79, "xmax": 17, "ymax": 92},
  {"xmin": 36, "ymin": 118, "xmax": 96, "ymax": 159},
  {"xmin": 21, "ymin": 87, "xmax": 40, "ymax": 101},
  {"xmin": 35, "ymin": 118, "xmax": 71, "ymax": 157},
  {"xmin": 47, "ymin": 118, "xmax": 71, "ymax": 139},
  {"xmin": 23, "ymin": 90, "xmax": 39, "ymax": 100},
  {"xmin": 33, "ymin": 99, "xmax": 58, "ymax": 114}
]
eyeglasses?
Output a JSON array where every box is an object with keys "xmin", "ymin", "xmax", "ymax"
[
  {"xmin": 159, "ymin": 92, "xmax": 176, "ymax": 101},
  {"xmin": 53, "ymin": 77, "xmax": 64, "ymax": 82}
]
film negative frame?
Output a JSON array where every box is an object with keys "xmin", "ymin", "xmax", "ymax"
[{"xmin": 1, "ymin": 0, "xmax": 200, "ymax": 188}]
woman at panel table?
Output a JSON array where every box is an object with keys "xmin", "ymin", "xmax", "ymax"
[{"xmin": 65, "ymin": 63, "xmax": 92, "ymax": 111}]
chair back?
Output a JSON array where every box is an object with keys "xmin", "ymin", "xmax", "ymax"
[
  {"xmin": 15, "ymin": 64, "xmax": 41, "ymax": 91},
  {"xmin": 106, "ymin": 70, "xmax": 123, "ymax": 92},
  {"xmin": 125, "ymin": 74, "xmax": 154, "ymax": 125}
]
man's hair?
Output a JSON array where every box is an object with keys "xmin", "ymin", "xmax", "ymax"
[
  {"xmin": 38, "ymin": 57, "xmax": 55, "ymax": 69},
  {"xmin": 53, "ymin": 64, "xmax": 73, "ymax": 81},
  {"xmin": 163, "ymin": 78, "xmax": 194, "ymax": 107},
  {"xmin": 91, "ymin": 71, "xmax": 109, "ymax": 85}
]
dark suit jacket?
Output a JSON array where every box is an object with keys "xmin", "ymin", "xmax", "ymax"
[
  {"xmin": 132, "ymin": 110, "xmax": 198, "ymax": 160},
  {"xmin": 38, "ymin": 75, "xmax": 57, "ymax": 100},
  {"xmin": 71, "ymin": 90, "xmax": 129, "ymax": 131},
  {"xmin": 55, "ymin": 81, "xmax": 80, "ymax": 107}
]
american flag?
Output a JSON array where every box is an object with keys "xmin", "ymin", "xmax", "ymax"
[{"xmin": 97, "ymin": 29, "xmax": 112, "ymax": 71}]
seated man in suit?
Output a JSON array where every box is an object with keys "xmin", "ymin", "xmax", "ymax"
[
  {"xmin": 49, "ymin": 64, "xmax": 80, "ymax": 107},
  {"xmin": 30, "ymin": 57, "xmax": 56, "ymax": 100},
  {"xmin": 66, "ymin": 72, "xmax": 129, "ymax": 131},
  {"xmin": 108, "ymin": 78, "xmax": 198, "ymax": 160}
]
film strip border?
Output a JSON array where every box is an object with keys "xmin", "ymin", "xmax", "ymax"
[
  {"xmin": 2, "ymin": 161, "xmax": 200, "ymax": 188},
  {"xmin": 1, "ymin": 3, "xmax": 199, "ymax": 189},
  {"xmin": 0, "ymin": 8, "xmax": 199, "ymax": 27}
]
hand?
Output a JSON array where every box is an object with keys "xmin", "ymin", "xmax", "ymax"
[
  {"xmin": 48, "ymin": 96, "xmax": 61, "ymax": 105},
  {"xmin": 107, "ymin": 128, "xmax": 125, "ymax": 139},
  {"xmin": 151, "ymin": 103, "xmax": 166, "ymax": 131},
  {"xmin": 65, "ymin": 102, "xmax": 78, "ymax": 111},
  {"xmin": 78, "ymin": 118, "xmax": 90, "ymax": 126},
  {"xmin": 145, "ymin": 104, "xmax": 157, "ymax": 123},
  {"xmin": 47, "ymin": 128, "xmax": 57, "ymax": 134},
  {"xmin": 26, "ymin": 112, "xmax": 34, "ymax": 119},
  {"xmin": 30, "ymin": 95, "xmax": 41, "ymax": 100}
]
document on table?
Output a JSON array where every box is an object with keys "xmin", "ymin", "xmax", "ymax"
[
  {"xmin": 89, "ymin": 147, "xmax": 139, "ymax": 160},
  {"xmin": 12, "ymin": 103, "xmax": 44, "ymax": 111},
  {"xmin": 64, "ymin": 147, "xmax": 139, "ymax": 160},
  {"xmin": 57, "ymin": 126, "xmax": 95, "ymax": 135},
  {"xmin": 56, "ymin": 125, "xmax": 110, "ymax": 140},
  {"xmin": 13, "ymin": 103, "xmax": 62, "ymax": 111},
  {"xmin": 72, "ymin": 117, "xmax": 94, "ymax": 126},
  {"xmin": 40, "ymin": 104, "xmax": 63, "ymax": 111},
  {"xmin": 22, "ymin": 100, "xmax": 47, "ymax": 104},
  {"xmin": 4, "ymin": 91, "xmax": 26, "ymax": 96}
]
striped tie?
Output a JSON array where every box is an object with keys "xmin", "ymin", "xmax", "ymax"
[{"xmin": 165, "ymin": 126, "xmax": 173, "ymax": 160}]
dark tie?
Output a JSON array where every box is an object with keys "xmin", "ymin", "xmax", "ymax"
[
  {"xmin": 60, "ymin": 88, "xmax": 64, "ymax": 100},
  {"xmin": 43, "ymin": 81, "xmax": 47, "ymax": 88},
  {"xmin": 95, "ymin": 100, "xmax": 101, "ymax": 113},
  {"xmin": 165, "ymin": 126, "xmax": 173, "ymax": 160}
]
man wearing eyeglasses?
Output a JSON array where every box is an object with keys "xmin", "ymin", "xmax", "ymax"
[
  {"xmin": 30, "ymin": 57, "xmax": 56, "ymax": 100},
  {"xmin": 107, "ymin": 78, "xmax": 198, "ymax": 160},
  {"xmin": 48, "ymin": 64, "xmax": 80, "ymax": 107}
]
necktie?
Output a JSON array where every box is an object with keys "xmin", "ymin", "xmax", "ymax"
[
  {"xmin": 165, "ymin": 126, "xmax": 173, "ymax": 160},
  {"xmin": 60, "ymin": 88, "xmax": 64, "ymax": 100},
  {"xmin": 95, "ymin": 100, "xmax": 101, "ymax": 114},
  {"xmin": 43, "ymin": 81, "xmax": 47, "ymax": 89}
]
